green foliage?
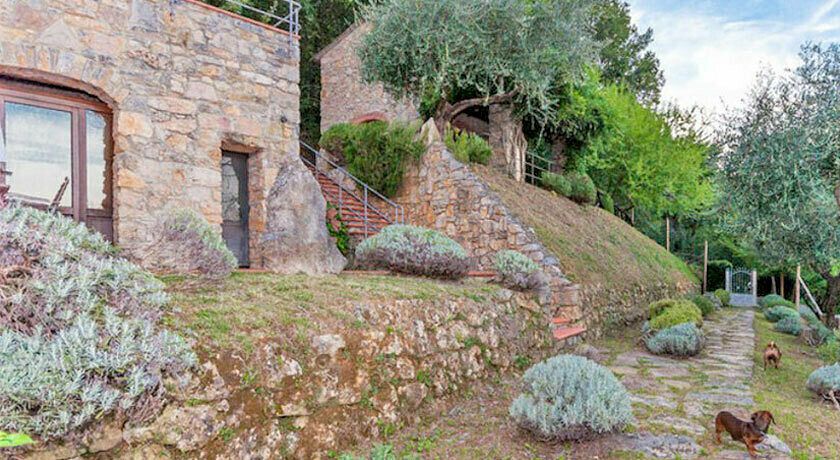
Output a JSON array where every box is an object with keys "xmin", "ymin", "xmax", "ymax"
[
  {"xmin": 320, "ymin": 121, "xmax": 424, "ymax": 197},
  {"xmin": 355, "ymin": 225, "xmax": 469, "ymax": 279},
  {"xmin": 704, "ymin": 292, "xmax": 723, "ymax": 310},
  {"xmin": 541, "ymin": 171, "xmax": 572, "ymax": 196},
  {"xmin": 765, "ymin": 306, "xmax": 800, "ymax": 323},
  {"xmin": 645, "ymin": 323, "xmax": 705, "ymax": 357},
  {"xmin": 687, "ymin": 294, "xmax": 715, "ymax": 317},
  {"xmin": 648, "ymin": 302, "xmax": 703, "ymax": 331},
  {"xmin": 0, "ymin": 431, "xmax": 34, "ymax": 448},
  {"xmin": 806, "ymin": 364, "xmax": 840, "ymax": 400},
  {"xmin": 599, "ymin": 191, "xmax": 615, "ymax": 214},
  {"xmin": 760, "ymin": 294, "xmax": 794, "ymax": 309},
  {"xmin": 714, "ymin": 289, "xmax": 730, "ymax": 307},
  {"xmin": 154, "ymin": 209, "xmax": 238, "ymax": 277},
  {"xmin": 592, "ymin": 0, "xmax": 663, "ymax": 105},
  {"xmin": 443, "ymin": 127, "xmax": 492, "ymax": 165},
  {"xmin": 509, "ymin": 355, "xmax": 633, "ymax": 441},
  {"xmin": 719, "ymin": 44, "xmax": 840, "ymax": 315},
  {"xmin": 493, "ymin": 250, "xmax": 547, "ymax": 292},
  {"xmin": 566, "ymin": 172, "xmax": 597, "ymax": 205},
  {"xmin": 818, "ymin": 340, "xmax": 840, "ymax": 364},
  {"xmin": 774, "ymin": 316, "xmax": 803, "ymax": 336},
  {"xmin": 358, "ymin": 0, "xmax": 599, "ymax": 128},
  {"xmin": 326, "ymin": 205, "xmax": 352, "ymax": 257},
  {"xmin": 0, "ymin": 207, "xmax": 196, "ymax": 440},
  {"xmin": 649, "ymin": 298, "xmax": 687, "ymax": 319},
  {"xmin": 799, "ymin": 305, "xmax": 819, "ymax": 324}
]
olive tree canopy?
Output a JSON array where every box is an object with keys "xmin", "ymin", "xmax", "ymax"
[{"xmin": 357, "ymin": 0, "xmax": 600, "ymax": 128}]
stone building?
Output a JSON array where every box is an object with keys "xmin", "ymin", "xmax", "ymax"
[{"xmin": 0, "ymin": 0, "xmax": 335, "ymax": 270}]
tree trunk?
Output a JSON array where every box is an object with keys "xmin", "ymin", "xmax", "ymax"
[
  {"xmin": 434, "ymin": 91, "xmax": 517, "ymax": 133},
  {"xmin": 834, "ymin": 183, "xmax": 840, "ymax": 211},
  {"xmin": 489, "ymin": 103, "xmax": 526, "ymax": 182},
  {"xmin": 821, "ymin": 271, "xmax": 840, "ymax": 326}
]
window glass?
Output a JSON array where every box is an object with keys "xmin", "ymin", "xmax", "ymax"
[
  {"xmin": 86, "ymin": 110, "xmax": 110, "ymax": 210},
  {"xmin": 5, "ymin": 102, "xmax": 72, "ymax": 206}
]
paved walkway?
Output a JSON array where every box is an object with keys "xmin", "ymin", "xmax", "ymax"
[{"xmin": 608, "ymin": 309, "xmax": 790, "ymax": 459}]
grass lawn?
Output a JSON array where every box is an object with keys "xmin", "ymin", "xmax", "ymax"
[{"xmin": 752, "ymin": 314, "xmax": 840, "ymax": 459}]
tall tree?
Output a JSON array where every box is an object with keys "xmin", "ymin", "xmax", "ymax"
[
  {"xmin": 592, "ymin": 0, "xmax": 664, "ymax": 105},
  {"xmin": 719, "ymin": 43, "xmax": 840, "ymax": 319},
  {"xmin": 357, "ymin": 0, "xmax": 600, "ymax": 129}
]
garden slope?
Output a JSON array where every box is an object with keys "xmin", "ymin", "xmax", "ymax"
[{"xmin": 473, "ymin": 165, "xmax": 698, "ymax": 329}]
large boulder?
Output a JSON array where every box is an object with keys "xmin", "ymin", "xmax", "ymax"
[{"xmin": 261, "ymin": 160, "xmax": 346, "ymax": 274}]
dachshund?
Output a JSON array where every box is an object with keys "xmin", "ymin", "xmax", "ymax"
[
  {"xmin": 715, "ymin": 411, "xmax": 766, "ymax": 458},
  {"xmin": 763, "ymin": 341, "xmax": 781, "ymax": 370}
]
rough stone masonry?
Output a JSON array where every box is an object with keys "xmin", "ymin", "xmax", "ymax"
[{"xmin": 1, "ymin": 0, "xmax": 340, "ymax": 271}]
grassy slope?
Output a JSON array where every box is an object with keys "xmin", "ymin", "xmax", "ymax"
[
  {"xmin": 473, "ymin": 166, "xmax": 696, "ymax": 287},
  {"xmin": 752, "ymin": 315, "xmax": 840, "ymax": 459}
]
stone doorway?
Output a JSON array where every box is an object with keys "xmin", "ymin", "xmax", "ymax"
[{"xmin": 221, "ymin": 151, "xmax": 250, "ymax": 267}]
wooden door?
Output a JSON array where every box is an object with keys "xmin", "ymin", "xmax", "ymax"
[{"xmin": 221, "ymin": 151, "xmax": 250, "ymax": 267}]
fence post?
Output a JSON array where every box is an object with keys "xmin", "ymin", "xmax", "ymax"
[
  {"xmin": 795, "ymin": 265, "xmax": 801, "ymax": 308},
  {"xmin": 780, "ymin": 273, "xmax": 785, "ymax": 299},
  {"xmin": 751, "ymin": 270, "xmax": 758, "ymax": 303},
  {"xmin": 703, "ymin": 240, "xmax": 708, "ymax": 293},
  {"xmin": 725, "ymin": 267, "xmax": 732, "ymax": 293},
  {"xmin": 665, "ymin": 217, "xmax": 670, "ymax": 252}
]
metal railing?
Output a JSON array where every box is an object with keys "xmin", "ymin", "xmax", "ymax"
[
  {"xmin": 299, "ymin": 141, "xmax": 404, "ymax": 238},
  {"xmin": 524, "ymin": 151, "xmax": 555, "ymax": 186},
  {"xmin": 207, "ymin": 0, "xmax": 301, "ymax": 47}
]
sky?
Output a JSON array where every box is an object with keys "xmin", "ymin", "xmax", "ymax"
[{"xmin": 628, "ymin": 0, "xmax": 840, "ymax": 115}]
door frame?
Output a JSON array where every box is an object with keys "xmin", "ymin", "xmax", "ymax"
[{"xmin": 221, "ymin": 150, "xmax": 251, "ymax": 268}]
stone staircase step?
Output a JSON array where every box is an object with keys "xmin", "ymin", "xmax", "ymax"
[
  {"xmin": 552, "ymin": 326, "xmax": 586, "ymax": 341},
  {"xmin": 551, "ymin": 317, "xmax": 572, "ymax": 325}
]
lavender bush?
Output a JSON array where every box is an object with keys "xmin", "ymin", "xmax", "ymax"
[
  {"xmin": 355, "ymin": 225, "xmax": 470, "ymax": 279},
  {"xmin": 146, "ymin": 209, "xmax": 237, "ymax": 278}
]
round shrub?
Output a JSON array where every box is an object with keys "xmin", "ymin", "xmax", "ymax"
[
  {"xmin": 704, "ymin": 292, "xmax": 723, "ymax": 310},
  {"xmin": 0, "ymin": 206, "xmax": 196, "ymax": 441},
  {"xmin": 649, "ymin": 302, "xmax": 703, "ymax": 331},
  {"xmin": 540, "ymin": 171, "xmax": 572, "ymax": 196},
  {"xmin": 648, "ymin": 298, "xmax": 694, "ymax": 319},
  {"xmin": 146, "ymin": 209, "xmax": 237, "ymax": 278},
  {"xmin": 566, "ymin": 172, "xmax": 597, "ymax": 205},
  {"xmin": 799, "ymin": 305, "xmax": 819, "ymax": 324},
  {"xmin": 599, "ymin": 191, "xmax": 615, "ymax": 214},
  {"xmin": 509, "ymin": 355, "xmax": 633, "ymax": 441},
  {"xmin": 759, "ymin": 294, "xmax": 794, "ymax": 309},
  {"xmin": 714, "ymin": 289, "xmax": 730, "ymax": 307},
  {"xmin": 687, "ymin": 294, "xmax": 715, "ymax": 317},
  {"xmin": 774, "ymin": 316, "xmax": 803, "ymax": 336},
  {"xmin": 818, "ymin": 340, "xmax": 840, "ymax": 364},
  {"xmin": 806, "ymin": 364, "xmax": 840, "ymax": 403},
  {"xmin": 764, "ymin": 305, "xmax": 799, "ymax": 323},
  {"xmin": 444, "ymin": 127, "xmax": 492, "ymax": 165},
  {"xmin": 645, "ymin": 323, "xmax": 706, "ymax": 357},
  {"xmin": 355, "ymin": 224, "xmax": 470, "ymax": 279},
  {"xmin": 494, "ymin": 250, "xmax": 548, "ymax": 293}
]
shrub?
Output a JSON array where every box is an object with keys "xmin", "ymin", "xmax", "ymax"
[
  {"xmin": 494, "ymin": 250, "xmax": 548, "ymax": 293},
  {"xmin": 687, "ymin": 294, "xmax": 715, "ymax": 317},
  {"xmin": 714, "ymin": 289, "xmax": 730, "ymax": 307},
  {"xmin": 799, "ymin": 306, "xmax": 819, "ymax": 324},
  {"xmin": 704, "ymin": 292, "xmax": 723, "ymax": 310},
  {"xmin": 319, "ymin": 121, "xmax": 424, "ymax": 197},
  {"xmin": 818, "ymin": 340, "xmax": 840, "ymax": 364},
  {"xmin": 565, "ymin": 172, "xmax": 597, "ymax": 205},
  {"xmin": 0, "ymin": 206, "xmax": 196, "ymax": 440},
  {"xmin": 509, "ymin": 355, "xmax": 633, "ymax": 441},
  {"xmin": 540, "ymin": 171, "xmax": 572, "ymax": 196},
  {"xmin": 444, "ymin": 127, "xmax": 492, "ymax": 165},
  {"xmin": 649, "ymin": 302, "xmax": 703, "ymax": 331},
  {"xmin": 774, "ymin": 316, "xmax": 803, "ymax": 336},
  {"xmin": 764, "ymin": 305, "xmax": 799, "ymax": 323},
  {"xmin": 649, "ymin": 299, "xmax": 685, "ymax": 319},
  {"xmin": 759, "ymin": 294, "xmax": 794, "ymax": 309},
  {"xmin": 806, "ymin": 364, "xmax": 840, "ymax": 403},
  {"xmin": 355, "ymin": 224, "xmax": 469, "ymax": 279},
  {"xmin": 146, "ymin": 209, "xmax": 237, "ymax": 278},
  {"xmin": 645, "ymin": 323, "xmax": 706, "ymax": 357},
  {"xmin": 599, "ymin": 191, "xmax": 615, "ymax": 214}
]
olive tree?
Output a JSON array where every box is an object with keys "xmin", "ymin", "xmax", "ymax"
[
  {"xmin": 357, "ymin": 0, "xmax": 599, "ymax": 129},
  {"xmin": 719, "ymin": 43, "xmax": 840, "ymax": 318}
]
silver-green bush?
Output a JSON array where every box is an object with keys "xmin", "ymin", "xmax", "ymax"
[
  {"xmin": 774, "ymin": 316, "xmax": 803, "ymax": 336},
  {"xmin": 644, "ymin": 323, "xmax": 706, "ymax": 357},
  {"xmin": 147, "ymin": 209, "xmax": 237, "ymax": 278},
  {"xmin": 0, "ymin": 206, "xmax": 196, "ymax": 440},
  {"xmin": 704, "ymin": 292, "xmax": 723, "ymax": 310},
  {"xmin": 509, "ymin": 355, "xmax": 633, "ymax": 441},
  {"xmin": 764, "ymin": 305, "xmax": 799, "ymax": 323},
  {"xmin": 806, "ymin": 364, "xmax": 840, "ymax": 403},
  {"xmin": 355, "ymin": 225, "xmax": 470, "ymax": 279},
  {"xmin": 493, "ymin": 250, "xmax": 548, "ymax": 293}
]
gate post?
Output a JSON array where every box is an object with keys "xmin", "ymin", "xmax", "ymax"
[
  {"xmin": 751, "ymin": 270, "xmax": 758, "ymax": 304},
  {"xmin": 725, "ymin": 267, "xmax": 732, "ymax": 293}
]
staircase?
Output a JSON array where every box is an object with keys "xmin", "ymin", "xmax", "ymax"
[{"xmin": 300, "ymin": 142, "xmax": 404, "ymax": 239}]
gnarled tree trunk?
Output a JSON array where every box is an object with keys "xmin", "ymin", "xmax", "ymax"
[
  {"xmin": 821, "ymin": 270, "xmax": 840, "ymax": 327},
  {"xmin": 489, "ymin": 103, "xmax": 527, "ymax": 182}
]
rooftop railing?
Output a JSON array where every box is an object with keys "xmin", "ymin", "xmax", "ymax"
[{"xmin": 195, "ymin": 0, "xmax": 301, "ymax": 48}]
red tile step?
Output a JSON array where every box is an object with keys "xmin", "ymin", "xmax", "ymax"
[
  {"xmin": 552, "ymin": 326, "xmax": 587, "ymax": 341},
  {"xmin": 551, "ymin": 317, "xmax": 572, "ymax": 326}
]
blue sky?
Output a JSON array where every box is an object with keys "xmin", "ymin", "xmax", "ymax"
[{"xmin": 628, "ymin": 0, "xmax": 840, "ymax": 114}]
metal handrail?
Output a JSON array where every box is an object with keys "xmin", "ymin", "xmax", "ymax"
[
  {"xmin": 210, "ymin": 0, "xmax": 301, "ymax": 46},
  {"xmin": 300, "ymin": 141, "xmax": 404, "ymax": 223},
  {"xmin": 304, "ymin": 161, "xmax": 377, "ymax": 238},
  {"xmin": 524, "ymin": 151, "xmax": 555, "ymax": 186}
]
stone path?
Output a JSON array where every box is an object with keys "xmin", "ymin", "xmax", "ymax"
[{"xmin": 609, "ymin": 309, "xmax": 791, "ymax": 459}]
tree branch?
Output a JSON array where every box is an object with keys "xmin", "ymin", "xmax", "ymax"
[{"xmin": 436, "ymin": 91, "xmax": 519, "ymax": 128}]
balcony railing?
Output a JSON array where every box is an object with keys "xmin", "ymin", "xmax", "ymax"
[{"xmin": 196, "ymin": 0, "xmax": 301, "ymax": 47}]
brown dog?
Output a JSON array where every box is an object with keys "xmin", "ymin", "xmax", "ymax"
[
  {"xmin": 715, "ymin": 411, "xmax": 766, "ymax": 458},
  {"xmin": 750, "ymin": 410, "xmax": 776, "ymax": 434},
  {"xmin": 763, "ymin": 341, "xmax": 782, "ymax": 370}
]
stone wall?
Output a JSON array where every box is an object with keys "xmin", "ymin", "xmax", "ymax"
[
  {"xmin": 25, "ymin": 290, "xmax": 556, "ymax": 459},
  {"xmin": 393, "ymin": 140, "xmax": 581, "ymax": 320},
  {"xmin": 316, "ymin": 23, "xmax": 419, "ymax": 132},
  {"xmin": 1, "ymin": 0, "xmax": 305, "ymax": 267}
]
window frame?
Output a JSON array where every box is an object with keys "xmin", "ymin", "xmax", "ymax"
[{"xmin": 0, "ymin": 80, "xmax": 113, "ymax": 226}]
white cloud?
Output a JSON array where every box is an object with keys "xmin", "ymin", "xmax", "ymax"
[{"xmin": 630, "ymin": 1, "xmax": 840, "ymax": 116}]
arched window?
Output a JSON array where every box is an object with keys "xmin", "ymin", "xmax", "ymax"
[{"xmin": 0, "ymin": 78, "xmax": 113, "ymax": 239}]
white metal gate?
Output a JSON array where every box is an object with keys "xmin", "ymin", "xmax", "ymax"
[{"xmin": 725, "ymin": 268, "xmax": 757, "ymax": 307}]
